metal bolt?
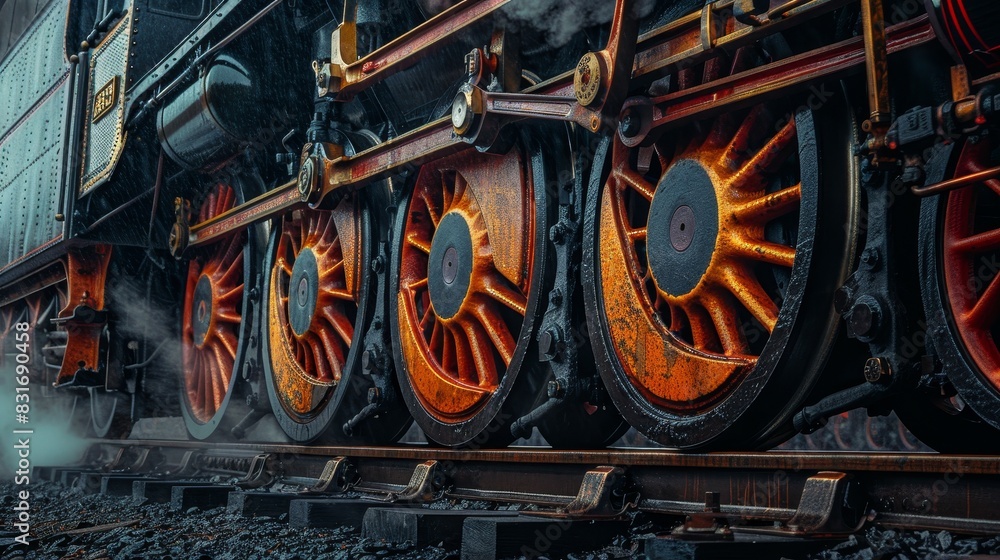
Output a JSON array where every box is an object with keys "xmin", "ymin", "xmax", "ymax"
[
  {"xmin": 550, "ymin": 288, "xmax": 563, "ymax": 307},
  {"xmin": 864, "ymin": 356, "xmax": 891, "ymax": 383},
  {"xmin": 848, "ymin": 297, "xmax": 882, "ymax": 341},
  {"xmin": 539, "ymin": 329, "xmax": 558, "ymax": 361},
  {"xmin": 619, "ymin": 109, "xmax": 641, "ymax": 138},
  {"xmin": 833, "ymin": 286, "xmax": 853, "ymax": 314},
  {"xmin": 861, "ymin": 248, "xmax": 881, "ymax": 270},
  {"xmin": 362, "ymin": 348, "xmax": 381, "ymax": 373},
  {"xmin": 371, "ymin": 255, "xmax": 385, "ymax": 274},
  {"xmin": 547, "ymin": 380, "xmax": 564, "ymax": 399}
]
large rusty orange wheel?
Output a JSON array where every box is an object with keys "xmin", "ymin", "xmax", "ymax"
[
  {"xmin": 262, "ymin": 188, "xmax": 411, "ymax": 444},
  {"xmin": 179, "ymin": 180, "xmax": 259, "ymax": 439},
  {"xmin": 583, "ymin": 93, "xmax": 856, "ymax": 449},
  {"xmin": 910, "ymin": 136, "xmax": 1000, "ymax": 451},
  {"xmin": 390, "ymin": 137, "xmax": 553, "ymax": 447}
]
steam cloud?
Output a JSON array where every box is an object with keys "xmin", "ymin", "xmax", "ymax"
[{"xmin": 500, "ymin": 0, "xmax": 657, "ymax": 48}]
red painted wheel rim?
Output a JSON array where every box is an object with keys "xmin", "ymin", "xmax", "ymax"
[
  {"xmin": 182, "ymin": 183, "xmax": 245, "ymax": 423},
  {"xmin": 397, "ymin": 150, "xmax": 534, "ymax": 422},
  {"xmin": 942, "ymin": 139, "xmax": 1000, "ymax": 392}
]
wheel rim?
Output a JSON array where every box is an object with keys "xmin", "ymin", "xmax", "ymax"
[
  {"xmin": 182, "ymin": 183, "xmax": 246, "ymax": 424},
  {"xmin": 586, "ymin": 71, "xmax": 855, "ymax": 449},
  {"xmin": 600, "ymin": 105, "xmax": 802, "ymax": 413},
  {"xmin": 396, "ymin": 149, "xmax": 535, "ymax": 424},
  {"xmin": 942, "ymin": 139, "xmax": 1000, "ymax": 390},
  {"xmin": 268, "ymin": 197, "xmax": 359, "ymax": 420}
]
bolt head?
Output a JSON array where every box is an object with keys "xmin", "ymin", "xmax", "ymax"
[
  {"xmin": 864, "ymin": 357, "xmax": 890, "ymax": 383},
  {"xmin": 547, "ymin": 380, "xmax": 564, "ymax": 398}
]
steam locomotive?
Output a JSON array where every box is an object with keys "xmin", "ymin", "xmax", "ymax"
[{"xmin": 2, "ymin": 0, "xmax": 999, "ymax": 452}]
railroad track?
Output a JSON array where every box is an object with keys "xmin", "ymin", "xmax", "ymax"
[{"xmin": 34, "ymin": 440, "xmax": 1000, "ymax": 557}]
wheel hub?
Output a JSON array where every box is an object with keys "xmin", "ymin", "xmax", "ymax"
[
  {"xmin": 191, "ymin": 275, "xmax": 214, "ymax": 347},
  {"xmin": 289, "ymin": 248, "xmax": 320, "ymax": 337},
  {"xmin": 427, "ymin": 212, "xmax": 474, "ymax": 320},
  {"xmin": 647, "ymin": 159, "xmax": 719, "ymax": 297}
]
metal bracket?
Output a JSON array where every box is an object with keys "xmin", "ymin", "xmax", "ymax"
[
  {"xmin": 511, "ymin": 138, "xmax": 589, "ymax": 440},
  {"xmin": 389, "ymin": 460, "xmax": 446, "ymax": 503},
  {"xmin": 169, "ymin": 197, "xmax": 191, "ymax": 259},
  {"xmin": 235, "ymin": 453, "xmax": 275, "ymax": 489},
  {"xmin": 785, "ymin": 472, "xmax": 866, "ymax": 534},
  {"xmin": 344, "ymin": 241, "xmax": 400, "ymax": 437},
  {"xmin": 104, "ymin": 446, "xmax": 158, "ymax": 474},
  {"xmin": 556, "ymin": 466, "xmax": 636, "ymax": 518},
  {"xmin": 164, "ymin": 450, "xmax": 200, "ymax": 478},
  {"xmin": 305, "ymin": 457, "xmax": 358, "ymax": 494},
  {"xmin": 724, "ymin": 471, "xmax": 868, "ymax": 538},
  {"xmin": 671, "ymin": 492, "xmax": 734, "ymax": 539}
]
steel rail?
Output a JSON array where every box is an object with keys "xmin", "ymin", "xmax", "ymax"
[{"xmin": 58, "ymin": 440, "xmax": 1000, "ymax": 536}]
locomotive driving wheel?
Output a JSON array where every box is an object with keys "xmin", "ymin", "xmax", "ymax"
[
  {"xmin": 391, "ymin": 141, "xmax": 551, "ymax": 447},
  {"xmin": 584, "ymin": 91, "xmax": 855, "ymax": 449},
  {"xmin": 913, "ymin": 137, "xmax": 1000, "ymax": 451},
  {"xmin": 262, "ymin": 190, "xmax": 410, "ymax": 443},
  {"xmin": 179, "ymin": 181, "xmax": 257, "ymax": 439}
]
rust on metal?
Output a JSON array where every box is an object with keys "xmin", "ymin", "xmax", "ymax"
[
  {"xmin": 182, "ymin": 183, "xmax": 245, "ymax": 422},
  {"xmin": 860, "ymin": 0, "xmax": 891, "ymax": 125},
  {"xmin": 329, "ymin": 0, "xmax": 512, "ymax": 99},
  {"xmin": 646, "ymin": 16, "xmax": 935, "ymax": 133},
  {"xmin": 391, "ymin": 460, "xmax": 445, "ymax": 502},
  {"xmin": 397, "ymin": 148, "xmax": 533, "ymax": 421},
  {"xmin": 55, "ymin": 244, "xmax": 112, "ymax": 385},
  {"xmin": 601, "ymin": 95, "xmax": 800, "ymax": 410},
  {"xmin": 268, "ymin": 196, "xmax": 361, "ymax": 416}
]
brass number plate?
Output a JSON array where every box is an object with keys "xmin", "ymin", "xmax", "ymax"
[{"xmin": 92, "ymin": 75, "xmax": 119, "ymax": 123}]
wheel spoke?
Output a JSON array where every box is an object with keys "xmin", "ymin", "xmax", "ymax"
[
  {"xmin": 322, "ymin": 306, "xmax": 355, "ymax": 346},
  {"xmin": 625, "ymin": 226, "xmax": 647, "ymax": 242},
  {"xmin": 449, "ymin": 325, "xmax": 475, "ymax": 384},
  {"xmin": 214, "ymin": 327, "xmax": 238, "ymax": 359},
  {"xmin": 967, "ymin": 273, "xmax": 1000, "ymax": 328},
  {"xmin": 950, "ymin": 227, "xmax": 1000, "ymax": 255},
  {"xmin": 217, "ymin": 284, "xmax": 243, "ymax": 306},
  {"xmin": 614, "ymin": 167, "xmax": 656, "ymax": 201},
  {"xmin": 462, "ymin": 319, "xmax": 499, "ymax": 388},
  {"xmin": 702, "ymin": 290, "xmax": 749, "ymax": 356},
  {"xmin": 215, "ymin": 307, "xmax": 241, "ymax": 324},
  {"xmin": 480, "ymin": 272, "xmax": 527, "ymax": 316},
  {"xmin": 306, "ymin": 332, "xmax": 334, "ymax": 381},
  {"xmin": 732, "ymin": 238, "xmax": 796, "ymax": 268},
  {"xmin": 722, "ymin": 266, "xmax": 779, "ymax": 332},
  {"xmin": 731, "ymin": 184, "xmax": 801, "ymax": 225},
  {"xmin": 684, "ymin": 303, "xmax": 720, "ymax": 352},
  {"xmin": 721, "ymin": 105, "xmax": 766, "ymax": 170},
  {"xmin": 407, "ymin": 231, "xmax": 432, "ymax": 255},
  {"xmin": 317, "ymin": 326, "xmax": 346, "ymax": 377},
  {"xmin": 732, "ymin": 118, "xmax": 796, "ymax": 189},
  {"xmin": 470, "ymin": 303, "xmax": 516, "ymax": 367},
  {"xmin": 422, "ymin": 190, "xmax": 442, "ymax": 227}
]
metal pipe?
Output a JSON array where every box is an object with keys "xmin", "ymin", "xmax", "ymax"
[{"xmin": 911, "ymin": 165, "xmax": 1000, "ymax": 196}]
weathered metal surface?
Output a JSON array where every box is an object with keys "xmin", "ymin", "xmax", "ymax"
[
  {"xmin": 267, "ymin": 196, "xmax": 360, "ymax": 416},
  {"xmin": 54, "ymin": 244, "xmax": 112, "ymax": 385},
  {"xmin": 600, "ymin": 92, "xmax": 799, "ymax": 411},
  {"xmin": 396, "ymin": 149, "xmax": 532, "ymax": 422},
  {"xmin": 0, "ymin": 0, "xmax": 71, "ymax": 278},
  {"xmin": 182, "ymin": 183, "xmax": 245, "ymax": 423},
  {"xmin": 79, "ymin": 440, "xmax": 1000, "ymax": 536}
]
